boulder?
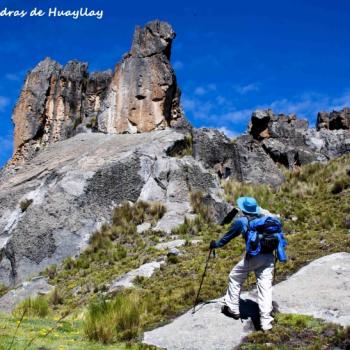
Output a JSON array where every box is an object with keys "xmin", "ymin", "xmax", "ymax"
[
  {"xmin": 0, "ymin": 277, "xmax": 53, "ymax": 313},
  {"xmin": 273, "ymin": 252, "xmax": 350, "ymax": 326},
  {"xmin": 247, "ymin": 109, "xmax": 350, "ymax": 168},
  {"xmin": 109, "ymin": 260, "xmax": 164, "ymax": 292}
]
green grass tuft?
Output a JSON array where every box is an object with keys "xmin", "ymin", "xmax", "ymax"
[
  {"xmin": 84, "ymin": 291, "xmax": 144, "ymax": 343},
  {"xmin": 19, "ymin": 198, "xmax": 33, "ymax": 212},
  {"xmin": 13, "ymin": 296, "xmax": 49, "ymax": 318}
]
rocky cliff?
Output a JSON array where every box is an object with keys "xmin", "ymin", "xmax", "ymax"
[{"xmin": 11, "ymin": 20, "xmax": 186, "ymax": 165}]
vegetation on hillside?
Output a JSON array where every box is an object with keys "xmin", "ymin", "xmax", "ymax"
[
  {"xmin": 2, "ymin": 154, "xmax": 350, "ymax": 349},
  {"xmin": 236, "ymin": 313, "xmax": 350, "ymax": 350}
]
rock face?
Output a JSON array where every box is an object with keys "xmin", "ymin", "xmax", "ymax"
[
  {"xmin": 11, "ymin": 58, "xmax": 112, "ymax": 164},
  {"xmin": 252, "ymin": 109, "xmax": 350, "ymax": 166},
  {"xmin": 317, "ymin": 108, "xmax": 350, "ymax": 130},
  {"xmin": 98, "ymin": 21, "xmax": 185, "ymax": 134},
  {"xmin": 0, "ymin": 130, "xmax": 231, "ymax": 287},
  {"xmin": 193, "ymin": 109, "xmax": 350, "ymax": 186},
  {"xmin": 10, "ymin": 20, "xmax": 185, "ymax": 165},
  {"xmin": 192, "ymin": 127, "xmax": 285, "ymax": 187}
]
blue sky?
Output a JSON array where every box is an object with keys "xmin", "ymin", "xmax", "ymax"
[{"xmin": 1, "ymin": 0, "xmax": 350, "ymax": 167}]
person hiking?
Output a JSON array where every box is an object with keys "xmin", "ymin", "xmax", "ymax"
[{"xmin": 209, "ymin": 196, "xmax": 286, "ymax": 331}]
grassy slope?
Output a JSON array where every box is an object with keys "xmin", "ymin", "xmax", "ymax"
[
  {"xmin": 0, "ymin": 314, "xmax": 156, "ymax": 350},
  {"xmin": 2, "ymin": 154, "xmax": 350, "ymax": 349}
]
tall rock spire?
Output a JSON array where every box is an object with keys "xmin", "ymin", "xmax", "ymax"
[{"xmin": 98, "ymin": 20, "xmax": 185, "ymax": 134}]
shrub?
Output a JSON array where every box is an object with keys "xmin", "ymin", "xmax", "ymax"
[
  {"xmin": 63, "ymin": 256, "xmax": 76, "ymax": 270},
  {"xmin": 167, "ymin": 255, "xmax": 179, "ymax": 264},
  {"xmin": 13, "ymin": 296, "xmax": 49, "ymax": 318},
  {"xmin": 45, "ymin": 264, "xmax": 57, "ymax": 279},
  {"xmin": 166, "ymin": 133, "xmax": 193, "ymax": 157},
  {"xmin": 148, "ymin": 202, "xmax": 166, "ymax": 222},
  {"xmin": 331, "ymin": 176, "xmax": 350, "ymax": 194},
  {"xmin": 190, "ymin": 190, "xmax": 211, "ymax": 219},
  {"xmin": 20, "ymin": 198, "xmax": 33, "ymax": 212},
  {"xmin": 50, "ymin": 288, "xmax": 63, "ymax": 306},
  {"xmin": 84, "ymin": 291, "xmax": 144, "ymax": 343},
  {"xmin": 0, "ymin": 283, "xmax": 8, "ymax": 297}
]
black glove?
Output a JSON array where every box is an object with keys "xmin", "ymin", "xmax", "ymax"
[{"xmin": 209, "ymin": 240, "xmax": 216, "ymax": 250}]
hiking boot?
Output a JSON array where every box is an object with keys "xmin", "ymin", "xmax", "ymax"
[
  {"xmin": 221, "ymin": 305, "xmax": 240, "ymax": 320},
  {"xmin": 261, "ymin": 323, "xmax": 273, "ymax": 332}
]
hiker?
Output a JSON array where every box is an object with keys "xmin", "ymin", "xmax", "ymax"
[{"xmin": 209, "ymin": 196, "xmax": 286, "ymax": 331}]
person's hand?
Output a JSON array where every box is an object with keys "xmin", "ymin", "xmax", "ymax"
[{"xmin": 209, "ymin": 240, "xmax": 216, "ymax": 250}]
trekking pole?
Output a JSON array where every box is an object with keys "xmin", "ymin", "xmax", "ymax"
[
  {"xmin": 192, "ymin": 248, "xmax": 214, "ymax": 314},
  {"xmin": 273, "ymin": 251, "xmax": 277, "ymax": 285}
]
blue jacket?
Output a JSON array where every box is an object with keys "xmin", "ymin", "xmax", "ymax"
[
  {"xmin": 212, "ymin": 216, "xmax": 253, "ymax": 249},
  {"xmin": 212, "ymin": 215, "xmax": 288, "ymax": 262}
]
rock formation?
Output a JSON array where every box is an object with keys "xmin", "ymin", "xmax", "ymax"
[
  {"xmin": 193, "ymin": 109, "xmax": 350, "ymax": 186},
  {"xmin": 0, "ymin": 130, "xmax": 231, "ymax": 287},
  {"xmin": 11, "ymin": 58, "xmax": 112, "ymax": 164},
  {"xmin": 10, "ymin": 20, "xmax": 186, "ymax": 165},
  {"xmin": 192, "ymin": 128, "xmax": 285, "ymax": 186},
  {"xmin": 317, "ymin": 108, "xmax": 350, "ymax": 130},
  {"xmin": 98, "ymin": 20, "xmax": 185, "ymax": 134}
]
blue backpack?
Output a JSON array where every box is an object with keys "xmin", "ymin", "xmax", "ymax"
[{"xmin": 244, "ymin": 215, "xmax": 288, "ymax": 262}]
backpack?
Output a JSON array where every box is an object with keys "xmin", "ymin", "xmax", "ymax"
[{"xmin": 244, "ymin": 215, "xmax": 287, "ymax": 262}]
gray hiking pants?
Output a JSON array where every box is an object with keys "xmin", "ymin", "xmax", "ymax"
[{"xmin": 224, "ymin": 253, "xmax": 275, "ymax": 330}]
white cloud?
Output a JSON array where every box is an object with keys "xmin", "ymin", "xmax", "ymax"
[
  {"xmin": 0, "ymin": 134, "xmax": 13, "ymax": 155},
  {"xmin": 235, "ymin": 82, "xmax": 260, "ymax": 94},
  {"xmin": 217, "ymin": 126, "xmax": 239, "ymax": 138},
  {"xmin": 194, "ymin": 86, "xmax": 207, "ymax": 96},
  {"xmin": 183, "ymin": 84, "xmax": 350, "ymax": 134},
  {"xmin": 194, "ymin": 84, "xmax": 217, "ymax": 96},
  {"xmin": 0, "ymin": 96, "xmax": 10, "ymax": 112},
  {"xmin": 173, "ymin": 60, "xmax": 184, "ymax": 70},
  {"xmin": 182, "ymin": 94, "xmax": 250, "ymax": 124},
  {"xmin": 265, "ymin": 91, "xmax": 350, "ymax": 121},
  {"xmin": 5, "ymin": 73, "xmax": 21, "ymax": 82}
]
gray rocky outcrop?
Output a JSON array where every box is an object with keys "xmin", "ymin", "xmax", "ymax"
[
  {"xmin": 0, "ymin": 129, "xmax": 231, "ymax": 287},
  {"xmin": 273, "ymin": 252, "xmax": 350, "ymax": 326},
  {"xmin": 192, "ymin": 109, "xmax": 350, "ymax": 187},
  {"xmin": 192, "ymin": 128, "xmax": 285, "ymax": 186},
  {"xmin": 249, "ymin": 109, "xmax": 350, "ymax": 167},
  {"xmin": 143, "ymin": 252, "xmax": 350, "ymax": 350},
  {"xmin": 109, "ymin": 260, "xmax": 164, "ymax": 292},
  {"xmin": 0, "ymin": 277, "xmax": 53, "ymax": 313}
]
